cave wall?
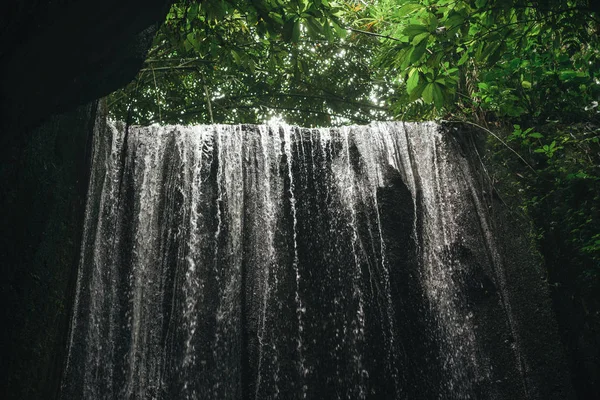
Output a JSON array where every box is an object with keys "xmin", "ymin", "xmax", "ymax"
[
  {"xmin": 0, "ymin": 0, "xmax": 171, "ymax": 133},
  {"xmin": 445, "ymin": 125, "xmax": 575, "ymax": 398},
  {"xmin": 0, "ymin": 103, "xmax": 98, "ymax": 399},
  {"xmin": 0, "ymin": 1, "xmax": 171, "ymax": 398}
]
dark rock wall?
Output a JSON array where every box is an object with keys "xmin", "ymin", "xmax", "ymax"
[
  {"xmin": 0, "ymin": 0, "xmax": 171, "ymax": 133},
  {"xmin": 446, "ymin": 125, "xmax": 575, "ymax": 399},
  {"xmin": 0, "ymin": 103, "xmax": 97, "ymax": 399},
  {"xmin": 547, "ymin": 248, "xmax": 600, "ymax": 399},
  {"xmin": 60, "ymin": 122, "xmax": 575, "ymax": 399},
  {"xmin": 0, "ymin": 1, "xmax": 171, "ymax": 398}
]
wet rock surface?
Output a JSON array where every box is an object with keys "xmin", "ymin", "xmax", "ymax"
[{"xmin": 61, "ymin": 122, "xmax": 574, "ymax": 399}]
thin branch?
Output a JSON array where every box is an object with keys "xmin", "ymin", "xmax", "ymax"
[
  {"xmin": 204, "ymin": 84, "xmax": 214, "ymax": 124},
  {"xmin": 139, "ymin": 66, "xmax": 207, "ymax": 73},
  {"xmin": 212, "ymin": 92, "xmax": 388, "ymax": 112},
  {"xmin": 442, "ymin": 120, "xmax": 537, "ymax": 174},
  {"xmin": 348, "ymin": 27, "xmax": 401, "ymax": 41},
  {"xmin": 469, "ymin": 133, "xmax": 528, "ymax": 221},
  {"xmin": 144, "ymin": 58, "xmax": 214, "ymax": 65},
  {"xmin": 249, "ymin": 103, "xmax": 370, "ymax": 123},
  {"xmin": 151, "ymin": 65, "xmax": 162, "ymax": 122}
]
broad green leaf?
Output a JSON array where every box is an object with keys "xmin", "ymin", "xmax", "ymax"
[
  {"xmin": 559, "ymin": 70, "xmax": 588, "ymax": 81},
  {"xmin": 305, "ymin": 18, "xmax": 323, "ymax": 38},
  {"xmin": 397, "ymin": 3, "xmax": 422, "ymax": 17},
  {"xmin": 333, "ymin": 21, "xmax": 348, "ymax": 38},
  {"xmin": 323, "ymin": 20, "xmax": 334, "ymax": 40},
  {"xmin": 410, "ymin": 41, "xmax": 428, "ymax": 63},
  {"xmin": 480, "ymin": 42, "xmax": 500, "ymax": 62},
  {"xmin": 292, "ymin": 20, "xmax": 301, "ymax": 43},
  {"xmin": 487, "ymin": 43, "xmax": 506, "ymax": 65},
  {"xmin": 188, "ymin": 2, "xmax": 199, "ymax": 20},
  {"xmin": 404, "ymin": 24, "xmax": 429, "ymax": 39},
  {"xmin": 422, "ymin": 82, "xmax": 435, "ymax": 104},
  {"xmin": 426, "ymin": 14, "xmax": 438, "ymax": 32},
  {"xmin": 269, "ymin": 12, "xmax": 284, "ymax": 25},
  {"xmin": 412, "ymin": 32, "xmax": 429, "ymax": 46},
  {"xmin": 432, "ymin": 83, "xmax": 444, "ymax": 108},
  {"xmin": 231, "ymin": 49, "xmax": 242, "ymax": 64},
  {"xmin": 409, "ymin": 81, "xmax": 428, "ymax": 101},
  {"xmin": 445, "ymin": 13, "xmax": 465, "ymax": 30},
  {"xmin": 457, "ymin": 51, "xmax": 469, "ymax": 66},
  {"xmin": 406, "ymin": 69, "xmax": 420, "ymax": 94}
]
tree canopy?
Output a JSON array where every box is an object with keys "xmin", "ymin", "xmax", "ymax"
[
  {"xmin": 360, "ymin": 0, "xmax": 600, "ymax": 122},
  {"xmin": 108, "ymin": 0, "xmax": 389, "ymax": 126},
  {"xmin": 109, "ymin": 0, "xmax": 600, "ymax": 125}
]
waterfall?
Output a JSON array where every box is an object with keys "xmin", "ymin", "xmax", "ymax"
[{"xmin": 60, "ymin": 121, "xmax": 537, "ymax": 399}]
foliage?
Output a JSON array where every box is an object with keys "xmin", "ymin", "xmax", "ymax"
[
  {"xmin": 357, "ymin": 0, "xmax": 600, "ymax": 122},
  {"xmin": 108, "ymin": 0, "xmax": 389, "ymax": 126},
  {"xmin": 498, "ymin": 122, "xmax": 600, "ymax": 284}
]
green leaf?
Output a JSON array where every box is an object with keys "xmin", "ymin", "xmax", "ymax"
[
  {"xmin": 409, "ymin": 81, "xmax": 428, "ymax": 101},
  {"xmin": 305, "ymin": 18, "xmax": 323, "ymax": 38},
  {"xmin": 283, "ymin": 19, "xmax": 295, "ymax": 41},
  {"xmin": 406, "ymin": 69, "xmax": 420, "ymax": 94},
  {"xmin": 188, "ymin": 2, "xmax": 199, "ymax": 20},
  {"xmin": 410, "ymin": 41, "xmax": 428, "ymax": 63},
  {"xmin": 426, "ymin": 14, "xmax": 438, "ymax": 32},
  {"xmin": 186, "ymin": 32, "xmax": 200, "ymax": 51},
  {"xmin": 422, "ymin": 83, "xmax": 435, "ymax": 104},
  {"xmin": 486, "ymin": 43, "xmax": 506, "ymax": 65},
  {"xmin": 404, "ymin": 24, "xmax": 429, "ymax": 38},
  {"xmin": 521, "ymin": 81, "xmax": 532, "ymax": 89},
  {"xmin": 292, "ymin": 20, "xmax": 301, "ymax": 42},
  {"xmin": 559, "ymin": 70, "xmax": 589, "ymax": 81},
  {"xmin": 397, "ymin": 3, "xmax": 422, "ymax": 17},
  {"xmin": 412, "ymin": 32, "xmax": 429, "ymax": 46},
  {"xmin": 269, "ymin": 12, "xmax": 284, "ymax": 25},
  {"xmin": 480, "ymin": 42, "xmax": 500, "ymax": 62},
  {"xmin": 432, "ymin": 83, "xmax": 444, "ymax": 108},
  {"xmin": 457, "ymin": 51, "xmax": 469, "ymax": 66},
  {"xmin": 231, "ymin": 49, "xmax": 242, "ymax": 64},
  {"xmin": 445, "ymin": 13, "xmax": 465, "ymax": 30},
  {"xmin": 323, "ymin": 20, "xmax": 334, "ymax": 40},
  {"xmin": 333, "ymin": 21, "xmax": 348, "ymax": 38}
]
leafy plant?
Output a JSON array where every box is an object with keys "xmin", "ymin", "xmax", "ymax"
[
  {"xmin": 108, "ymin": 0, "xmax": 387, "ymax": 126},
  {"xmin": 354, "ymin": 0, "xmax": 600, "ymax": 122}
]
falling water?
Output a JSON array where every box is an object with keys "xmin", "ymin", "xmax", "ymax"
[{"xmin": 61, "ymin": 121, "xmax": 533, "ymax": 400}]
